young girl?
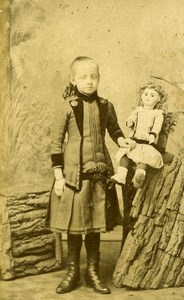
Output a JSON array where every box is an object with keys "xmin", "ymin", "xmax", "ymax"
[
  {"xmin": 46, "ymin": 56, "xmax": 131, "ymax": 294},
  {"xmin": 111, "ymin": 82, "xmax": 167, "ymax": 188}
]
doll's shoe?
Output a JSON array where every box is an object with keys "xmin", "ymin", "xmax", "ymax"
[
  {"xmin": 110, "ymin": 174, "xmax": 126, "ymax": 185},
  {"xmin": 110, "ymin": 167, "xmax": 128, "ymax": 185},
  {"xmin": 132, "ymin": 169, "xmax": 146, "ymax": 189}
]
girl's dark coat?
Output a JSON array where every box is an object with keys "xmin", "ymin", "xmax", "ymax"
[{"xmin": 46, "ymin": 94, "xmax": 124, "ymax": 231}]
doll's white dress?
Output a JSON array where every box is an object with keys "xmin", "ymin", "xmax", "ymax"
[{"xmin": 116, "ymin": 106, "xmax": 164, "ymax": 168}]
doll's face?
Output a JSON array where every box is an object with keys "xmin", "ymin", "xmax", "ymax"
[
  {"xmin": 141, "ymin": 88, "xmax": 161, "ymax": 109},
  {"xmin": 71, "ymin": 61, "xmax": 100, "ymax": 95}
]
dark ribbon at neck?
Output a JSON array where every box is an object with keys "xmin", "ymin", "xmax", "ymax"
[{"xmin": 76, "ymin": 89, "xmax": 98, "ymax": 102}]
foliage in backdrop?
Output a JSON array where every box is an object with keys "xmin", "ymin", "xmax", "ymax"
[
  {"xmin": 1, "ymin": 0, "xmax": 184, "ymax": 188},
  {"xmin": 1, "ymin": 2, "xmax": 53, "ymax": 187}
]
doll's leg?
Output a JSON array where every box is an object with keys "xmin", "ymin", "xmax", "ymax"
[
  {"xmin": 132, "ymin": 163, "xmax": 147, "ymax": 189},
  {"xmin": 111, "ymin": 155, "xmax": 129, "ymax": 185}
]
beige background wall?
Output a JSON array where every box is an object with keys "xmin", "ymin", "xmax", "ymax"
[{"xmin": 1, "ymin": 0, "xmax": 184, "ymax": 187}]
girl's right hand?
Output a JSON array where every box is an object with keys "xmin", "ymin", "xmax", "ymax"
[{"xmin": 54, "ymin": 178, "xmax": 65, "ymax": 196}]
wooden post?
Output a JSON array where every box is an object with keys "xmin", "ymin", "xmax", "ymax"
[{"xmin": 113, "ymin": 157, "xmax": 184, "ymax": 289}]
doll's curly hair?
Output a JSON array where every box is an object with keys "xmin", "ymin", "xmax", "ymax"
[
  {"xmin": 137, "ymin": 82, "xmax": 168, "ymax": 111},
  {"xmin": 137, "ymin": 82, "xmax": 177, "ymax": 135}
]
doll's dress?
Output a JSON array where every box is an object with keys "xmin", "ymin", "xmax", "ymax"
[{"xmin": 116, "ymin": 107, "xmax": 164, "ymax": 169}]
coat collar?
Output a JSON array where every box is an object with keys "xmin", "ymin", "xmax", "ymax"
[{"xmin": 67, "ymin": 92, "xmax": 108, "ymax": 137}]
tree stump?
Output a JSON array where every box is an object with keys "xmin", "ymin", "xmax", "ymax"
[
  {"xmin": 0, "ymin": 188, "xmax": 63, "ymax": 280},
  {"xmin": 113, "ymin": 156, "xmax": 184, "ymax": 289}
]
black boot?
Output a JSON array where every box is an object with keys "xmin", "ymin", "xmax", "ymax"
[
  {"xmin": 56, "ymin": 234, "xmax": 82, "ymax": 294},
  {"xmin": 85, "ymin": 233, "xmax": 111, "ymax": 294}
]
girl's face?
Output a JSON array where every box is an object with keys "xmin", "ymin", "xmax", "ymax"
[
  {"xmin": 141, "ymin": 88, "xmax": 161, "ymax": 109},
  {"xmin": 71, "ymin": 61, "xmax": 100, "ymax": 95}
]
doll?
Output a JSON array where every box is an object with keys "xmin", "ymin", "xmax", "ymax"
[{"xmin": 111, "ymin": 82, "xmax": 167, "ymax": 188}]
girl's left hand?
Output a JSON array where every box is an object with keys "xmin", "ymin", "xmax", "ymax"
[
  {"xmin": 125, "ymin": 138, "xmax": 136, "ymax": 150},
  {"xmin": 117, "ymin": 137, "xmax": 131, "ymax": 148}
]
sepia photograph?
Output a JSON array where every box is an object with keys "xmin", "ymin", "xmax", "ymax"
[{"xmin": 0, "ymin": 0, "xmax": 184, "ymax": 299}]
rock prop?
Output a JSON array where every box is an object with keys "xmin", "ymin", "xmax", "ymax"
[{"xmin": 0, "ymin": 189, "xmax": 63, "ymax": 280}]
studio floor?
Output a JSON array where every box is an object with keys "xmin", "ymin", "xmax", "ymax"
[{"xmin": 1, "ymin": 236, "xmax": 184, "ymax": 300}]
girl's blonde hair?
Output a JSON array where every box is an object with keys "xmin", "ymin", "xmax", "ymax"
[
  {"xmin": 63, "ymin": 82, "xmax": 77, "ymax": 99},
  {"xmin": 70, "ymin": 56, "xmax": 99, "ymax": 75},
  {"xmin": 63, "ymin": 56, "xmax": 99, "ymax": 99},
  {"xmin": 137, "ymin": 82, "xmax": 168, "ymax": 111}
]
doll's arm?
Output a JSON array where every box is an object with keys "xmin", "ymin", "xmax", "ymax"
[
  {"xmin": 149, "ymin": 110, "xmax": 164, "ymax": 144},
  {"xmin": 126, "ymin": 108, "xmax": 138, "ymax": 128}
]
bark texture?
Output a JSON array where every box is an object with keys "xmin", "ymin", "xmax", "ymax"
[
  {"xmin": 1, "ymin": 189, "xmax": 63, "ymax": 280},
  {"xmin": 113, "ymin": 157, "xmax": 184, "ymax": 289}
]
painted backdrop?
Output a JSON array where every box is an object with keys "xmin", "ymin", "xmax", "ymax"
[{"xmin": 2, "ymin": 0, "xmax": 184, "ymax": 188}]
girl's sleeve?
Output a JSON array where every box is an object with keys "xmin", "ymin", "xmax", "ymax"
[
  {"xmin": 107, "ymin": 101, "xmax": 125, "ymax": 144},
  {"xmin": 150, "ymin": 110, "xmax": 164, "ymax": 137},
  {"xmin": 50, "ymin": 100, "xmax": 69, "ymax": 168}
]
